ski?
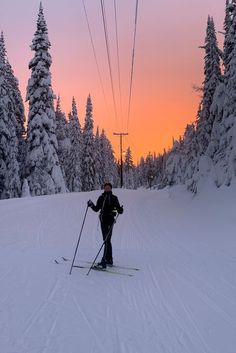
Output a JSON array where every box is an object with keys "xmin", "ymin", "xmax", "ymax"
[
  {"xmin": 54, "ymin": 258, "xmax": 69, "ymax": 264},
  {"xmin": 91, "ymin": 262, "xmax": 140, "ymax": 272},
  {"xmin": 54, "ymin": 257, "xmax": 70, "ymax": 264},
  {"xmin": 62, "ymin": 257, "xmax": 70, "ymax": 262},
  {"xmin": 89, "ymin": 265, "xmax": 134, "ymax": 277},
  {"xmin": 56, "ymin": 257, "xmax": 140, "ymax": 271},
  {"xmin": 54, "ymin": 259, "xmax": 134, "ymax": 277}
]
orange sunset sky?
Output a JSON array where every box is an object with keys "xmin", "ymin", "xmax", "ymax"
[{"xmin": 0, "ymin": 0, "xmax": 224, "ymax": 162}]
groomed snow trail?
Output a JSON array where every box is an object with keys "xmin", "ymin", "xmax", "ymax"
[{"xmin": 0, "ymin": 186, "xmax": 236, "ymax": 353}]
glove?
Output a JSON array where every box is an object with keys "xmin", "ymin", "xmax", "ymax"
[
  {"xmin": 87, "ymin": 200, "xmax": 94, "ymax": 208},
  {"xmin": 119, "ymin": 206, "xmax": 124, "ymax": 214}
]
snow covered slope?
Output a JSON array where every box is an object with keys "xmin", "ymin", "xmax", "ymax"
[{"xmin": 0, "ymin": 186, "xmax": 236, "ymax": 353}]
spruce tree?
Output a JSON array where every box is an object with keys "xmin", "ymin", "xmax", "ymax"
[
  {"xmin": 104, "ymin": 136, "xmax": 118, "ymax": 186},
  {"xmin": 5, "ymin": 60, "xmax": 25, "ymax": 149},
  {"xmin": 55, "ymin": 96, "xmax": 70, "ymax": 181},
  {"xmin": 214, "ymin": 10, "xmax": 236, "ymax": 186},
  {"xmin": 145, "ymin": 153, "xmax": 157, "ymax": 188},
  {"xmin": 207, "ymin": 7, "xmax": 236, "ymax": 164},
  {"xmin": 165, "ymin": 139, "xmax": 183, "ymax": 186},
  {"xmin": 154, "ymin": 153, "xmax": 166, "ymax": 189},
  {"xmin": 81, "ymin": 95, "xmax": 96, "ymax": 191},
  {"xmin": 94, "ymin": 127, "xmax": 103, "ymax": 189},
  {"xmin": 181, "ymin": 124, "xmax": 198, "ymax": 191},
  {"xmin": 198, "ymin": 6, "xmax": 236, "ymax": 189},
  {"xmin": 0, "ymin": 33, "xmax": 10, "ymax": 198},
  {"xmin": 99, "ymin": 129, "xmax": 118, "ymax": 186},
  {"xmin": 124, "ymin": 147, "xmax": 135, "ymax": 189},
  {"xmin": 67, "ymin": 97, "xmax": 82, "ymax": 191},
  {"xmin": 0, "ymin": 32, "xmax": 21, "ymax": 199},
  {"xmin": 136, "ymin": 157, "xmax": 146, "ymax": 187},
  {"xmin": 188, "ymin": 17, "xmax": 222, "ymax": 192},
  {"xmin": 223, "ymin": 0, "xmax": 236, "ymax": 71},
  {"xmin": 5, "ymin": 59, "xmax": 26, "ymax": 182},
  {"xmin": 196, "ymin": 17, "xmax": 222, "ymax": 156},
  {"xmin": 159, "ymin": 149, "xmax": 169, "ymax": 188},
  {"xmin": 25, "ymin": 3, "xmax": 66, "ymax": 196},
  {"xmin": 99, "ymin": 129, "xmax": 107, "ymax": 184}
]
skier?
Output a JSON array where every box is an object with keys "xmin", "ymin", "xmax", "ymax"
[{"xmin": 87, "ymin": 183, "xmax": 123, "ymax": 269}]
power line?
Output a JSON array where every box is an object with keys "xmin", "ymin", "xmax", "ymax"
[
  {"xmin": 100, "ymin": 0, "xmax": 119, "ymax": 127},
  {"xmin": 114, "ymin": 0, "xmax": 123, "ymax": 129},
  {"xmin": 127, "ymin": 0, "xmax": 139, "ymax": 131},
  {"xmin": 82, "ymin": 0, "xmax": 109, "ymax": 111},
  {"xmin": 83, "ymin": 0, "xmax": 139, "ymax": 134}
]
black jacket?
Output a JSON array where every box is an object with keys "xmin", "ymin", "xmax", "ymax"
[{"xmin": 91, "ymin": 192, "xmax": 123, "ymax": 223}]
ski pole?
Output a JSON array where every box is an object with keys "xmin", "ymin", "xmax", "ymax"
[
  {"xmin": 69, "ymin": 204, "xmax": 89, "ymax": 275},
  {"xmin": 86, "ymin": 214, "xmax": 119, "ymax": 276}
]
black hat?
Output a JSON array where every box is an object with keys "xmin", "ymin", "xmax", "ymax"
[{"xmin": 104, "ymin": 182, "xmax": 112, "ymax": 189}]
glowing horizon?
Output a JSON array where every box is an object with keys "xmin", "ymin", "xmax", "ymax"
[{"xmin": 0, "ymin": 0, "xmax": 224, "ymax": 162}]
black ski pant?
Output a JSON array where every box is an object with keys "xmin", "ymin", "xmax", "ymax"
[{"xmin": 101, "ymin": 220, "xmax": 114, "ymax": 264}]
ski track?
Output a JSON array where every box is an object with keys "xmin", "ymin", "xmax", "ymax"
[
  {"xmin": 122, "ymin": 220, "xmax": 207, "ymax": 350},
  {"xmin": 41, "ymin": 278, "xmax": 72, "ymax": 353},
  {"xmin": 156, "ymin": 228, "xmax": 236, "ymax": 325},
  {"xmin": 1, "ymin": 188, "xmax": 236, "ymax": 352},
  {"xmin": 148, "ymin": 266, "xmax": 206, "ymax": 353},
  {"xmin": 120, "ymin": 190, "xmax": 236, "ymax": 353},
  {"xmin": 114, "ymin": 192, "xmax": 206, "ymax": 352},
  {"xmin": 169, "ymin": 267, "xmax": 236, "ymax": 330},
  {"xmin": 22, "ymin": 278, "xmax": 61, "ymax": 335},
  {"xmin": 71, "ymin": 293, "xmax": 105, "ymax": 352},
  {"xmin": 162, "ymin": 268, "xmax": 212, "ymax": 353}
]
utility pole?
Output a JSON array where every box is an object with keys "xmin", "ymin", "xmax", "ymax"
[{"xmin": 113, "ymin": 132, "xmax": 128, "ymax": 188}]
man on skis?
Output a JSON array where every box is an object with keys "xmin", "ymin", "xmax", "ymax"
[{"xmin": 87, "ymin": 183, "xmax": 123, "ymax": 269}]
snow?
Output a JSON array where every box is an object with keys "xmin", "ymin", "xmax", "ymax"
[{"xmin": 0, "ymin": 186, "xmax": 236, "ymax": 353}]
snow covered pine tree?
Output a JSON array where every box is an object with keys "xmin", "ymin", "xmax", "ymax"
[
  {"xmin": 212, "ymin": 5, "xmax": 236, "ymax": 186},
  {"xmin": 99, "ymin": 129, "xmax": 118, "ymax": 187},
  {"xmin": 0, "ymin": 32, "xmax": 21, "ymax": 199},
  {"xmin": 124, "ymin": 147, "xmax": 136, "ymax": 189},
  {"xmin": 25, "ymin": 3, "xmax": 66, "ymax": 196},
  {"xmin": 67, "ymin": 97, "xmax": 82, "ymax": 192},
  {"xmin": 81, "ymin": 95, "xmax": 96, "ymax": 191},
  {"xmin": 55, "ymin": 96, "xmax": 70, "ymax": 184}
]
